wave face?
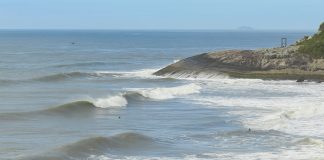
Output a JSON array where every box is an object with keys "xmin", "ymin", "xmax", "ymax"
[
  {"xmin": 43, "ymin": 101, "xmax": 97, "ymax": 116},
  {"xmin": 60, "ymin": 133, "xmax": 154, "ymax": 155},
  {"xmin": 24, "ymin": 133, "xmax": 156, "ymax": 160},
  {"xmin": 33, "ymin": 72, "xmax": 103, "ymax": 82},
  {"xmin": 0, "ymin": 79, "xmax": 17, "ymax": 86},
  {"xmin": 0, "ymin": 100, "xmax": 119, "ymax": 120},
  {"xmin": 0, "ymin": 72, "xmax": 104, "ymax": 85},
  {"xmin": 51, "ymin": 62, "xmax": 107, "ymax": 68}
]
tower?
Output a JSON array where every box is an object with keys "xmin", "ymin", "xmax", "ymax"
[{"xmin": 281, "ymin": 38, "xmax": 287, "ymax": 48}]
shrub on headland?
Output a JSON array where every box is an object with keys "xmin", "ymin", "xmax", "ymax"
[
  {"xmin": 298, "ymin": 22, "xmax": 324, "ymax": 58},
  {"xmin": 320, "ymin": 22, "xmax": 324, "ymax": 32}
]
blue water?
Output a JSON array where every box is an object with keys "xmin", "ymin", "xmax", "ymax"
[{"xmin": 1, "ymin": 30, "xmax": 324, "ymax": 160}]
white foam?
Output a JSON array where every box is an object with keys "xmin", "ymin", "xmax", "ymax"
[
  {"xmin": 88, "ymin": 155, "xmax": 179, "ymax": 160},
  {"xmin": 96, "ymin": 68, "xmax": 231, "ymax": 81},
  {"xmin": 173, "ymin": 59, "xmax": 180, "ymax": 63},
  {"xmin": 195, "ymin": 96, "xmax": 324, "ymax": 136},
  {"xmin": 87, "ymin": 135, "xmax": 324, "ymax": 160},
  {"xmin": 87, "ymin": 83, "xmax": 201, "ymax": 108},
  {"xmin": 295, "ymin": 137, "xmax": 324, "ymax": 147},
  {"xmin": 129, "ymin": 83, "xmax": 201, "ymax": 100},
  {"xmin": 93, "ymin": 95, "xmax": 128, "ymax": 108},
  {"xmin": 192, "ymin": 80, "xmax": 324, "ymax": 137},
  {"xmin": 88, "ymin": 145, "xmax": 324, "ymax": 160},
  {"xmin": 201, "ymin": 147, "xmax": 324, "ymax": 160},
  {"xmin": 162, "ymin": 71, "xmax": 229, "ymax": 81},
  {"xmin": 96, "ymin": 68, "xmax": 159, "ymax": 79}
]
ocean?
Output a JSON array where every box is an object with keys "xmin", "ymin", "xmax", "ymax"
[{"xmin": 1, "ymin": 30, "xmax": 323, "ymax": 160}]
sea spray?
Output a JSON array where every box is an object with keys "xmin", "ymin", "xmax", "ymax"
[{"xmin": 93, "ymin": 95, "xmax": 128, "ymax": 108}]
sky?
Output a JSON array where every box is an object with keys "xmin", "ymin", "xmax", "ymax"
[{"xmin": 0, "ymin": 0, "xmax": 323, "ymax": 30}]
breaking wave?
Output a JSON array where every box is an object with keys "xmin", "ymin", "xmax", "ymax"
[
  {"xmin": 43, "ymin": 101, "xmax": 98, "ymax": 115},
  {"xmin": 0, "ymin": 68, "xmax": 230, "ymax": 87},
  {"xmin": 90, "ymin": 83, "xmax": 201, "ymax": 108},
  {"xmin": 0, "ymin": 69, "xmax": 159, "ymax": 85},
  {"xmin": 0, "ymin": 83, "xmax": 201, "ymax": 119},
  {"xmin": 0, "ymin": 100, "xmax": 120, "ymax": 120},
  {"xmin": 54, "ymin": 83, "xmax": 200, "ymax": 109},
  {"xmin": 127, "ymin": 83, "xmax": 201, "ymax": 100},
  {"xmin": 92, "ymin": 95, "xmax": 128, "ymax": 108},
  {"xmin": 95, "ymin": 68, "xmax": 159, "ymax": 79}
]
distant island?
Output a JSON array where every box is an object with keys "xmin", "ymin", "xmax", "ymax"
[
  {"xmin": 237, "ymin": 26, "xmax": 255, "ymax": 31},
  {"xmin": 154, "ymin": 22, "xmax": 324, "ymax": 82}
]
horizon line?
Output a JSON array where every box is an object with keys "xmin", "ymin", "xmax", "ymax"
[{"xmin": 0, "ymin": 28, "xmax": 316, "ymax": 32}]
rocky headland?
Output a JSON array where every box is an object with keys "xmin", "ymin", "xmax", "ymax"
[{"xmin": 154, "ymin": 23, "xmax": 324, "ymax": 82}]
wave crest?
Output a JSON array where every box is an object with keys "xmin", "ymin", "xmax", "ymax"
[
  {"xmin": 96, "ymin": 69, "xmax": 158, "ymax": 79},
  {"xmin": 131, "ymin": 83, "xmax": 201, "ymax": 100},
  {"xmin": 51, "ymin": 62, "xmax": 106, "ymax": 68},
  {"xmin": 24, "ymin": 133, "xmax": 156, "ymax": 160},
  {"xmin": 49, "ymin": 84, "xmax": 201, "ymax": 110},
  {"xmin": 93, "ymin": 95, "xmax": 128, "ymax": 108},
  {"xmin": 59, "ymin": 133, "xmax": 154, "ymax": 156},
  {"xmin": 34, "ymin": 72, "xmax": 101, "ymax": 82},
  {"xmin": 91, "ymin": 83, "xmax": 201, "ymax": 109},
  {"xmin": 44, "ymin": 101, "xmax": 97, "ymax": 116}
]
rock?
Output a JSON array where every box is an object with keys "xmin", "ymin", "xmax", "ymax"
[
  {"xmin": 154, "ymin": 45, "xmax": 324, "ymax": 80},
  {"xmin": 296, "ymin": 76, "xmax": 305, "ymax": 82},
  {"xmin": 155, "ymin": 23, "xmax": 324, "ymax": 80}
]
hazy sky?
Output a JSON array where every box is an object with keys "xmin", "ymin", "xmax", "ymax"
[{"xmin": 0, "ymin": 0, "xmax": 323, "ymax": 30}]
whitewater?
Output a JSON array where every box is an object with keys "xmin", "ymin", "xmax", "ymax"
[{"xmin": 1, "ymin": 30, "xmax": 323, "ymax": 160}]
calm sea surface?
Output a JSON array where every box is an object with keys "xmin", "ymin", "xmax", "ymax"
[{"xmin": 1, "ymin": 30, "xmax": 324, "ymax": 160}]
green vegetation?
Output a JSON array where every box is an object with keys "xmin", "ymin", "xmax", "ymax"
[
  {"xmin": 298, "ymin": 22, "xmax": 324, "ymax": 58},
  {"xmin": 320, "ymin": 22, "xmax": 324, "ymax": 32}
]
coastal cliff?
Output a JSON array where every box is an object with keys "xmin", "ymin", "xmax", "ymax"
[{"xmin": 154, "ymin": 23, "xmax": 324, "ymax": 81}]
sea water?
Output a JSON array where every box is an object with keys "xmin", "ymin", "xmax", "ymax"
[{"xmin": 1, "ymin": 30, "xmax": 323, "ymax": 160}]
